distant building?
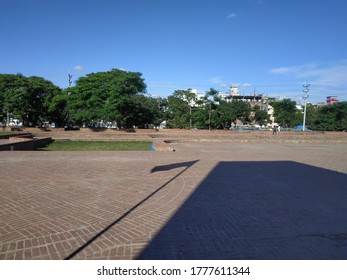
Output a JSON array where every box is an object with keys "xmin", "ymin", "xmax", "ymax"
[
  {"xmin": 267, "ymin": 104, "xmax": 276, "ymax": 127},
  {"xmin": 188, "ymin": 89, "xmax": 204, "ymax": 107},
  {"xmin": 229, "ymin": 85, "xmax": 240, "ymax": 96},
  {"xmin": 326, "ymin": 96, "xmax": 338, "ymax": 105},
  {"xmin": 186, "ymin": 85, "xmax": 274, "ymax": 127},
  {"xmin": 223, "ymin": 85, "xmax": 269, "ymax": 111},
  {"xmin": 216, "ymin": 85, "xmax": 242, "ymax": 99},
  {"xmin": 218, "ymin": 85, "xmax": 272, "ymax": 127}
]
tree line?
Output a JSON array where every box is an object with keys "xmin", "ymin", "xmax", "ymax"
[
  {"xmin": 1, "ymin": 70, "xmax": 346, "ymax": 131},
  {"xmin": 269, "ymin": 98, "xmax": 347, "ymax": 131}
]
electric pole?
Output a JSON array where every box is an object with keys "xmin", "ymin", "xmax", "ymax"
[
  {"xmin": 66, "ymin": 70, "xmax": 73, "ymax": 127},
  {"xmin": 68, "ymin": 70, "xmax": 73, "ymax": 88},
  {"xmin": 302, "ymin": 82, "xmax": 310, "ymax": 131}
]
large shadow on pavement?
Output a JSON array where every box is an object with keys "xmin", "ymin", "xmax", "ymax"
[
  {"xmin": 138, "ymin": 161, "xmax": 347, "ymax": 260},
  {"xmin": 65, "ymin": 160, "xmax": 199, "ymax": 260}
]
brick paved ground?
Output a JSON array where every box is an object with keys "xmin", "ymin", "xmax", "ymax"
[{"xmin": 1, "ymin": 142, "xmax": 347, "ymax": 259}]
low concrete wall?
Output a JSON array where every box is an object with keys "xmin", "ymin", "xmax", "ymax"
[
  {"xmin": 152, "ymin": 139, "xmax": 175, "ymax": 152},
  {"xmin": 0, "ymin": 133, "xmax": 32, "ymax": 140},
  {"xmin": 9, "ymin": 135, "xmax": 34, "ymax": 142},
  {"xmin": 0, "ymin": 137, "xmax": 53, "ymax": 151},
  {"xmin": 9, "ymin": 127, "xmax": 347, "ymax": 144},
  {"xmin": 23, "ymin": 127, "xmax": 157, "ymax": 134}
]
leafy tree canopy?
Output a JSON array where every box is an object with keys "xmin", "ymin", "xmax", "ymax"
[
  {"xmin": 67, "ymin": 69, "xmax": 147, "ymax": 127},
  {"xmin": 0, "ymin": 74, "xmax": 62, "ymax": 126},
  {"xmin": 269, "ymin": 99, "xmax": 301, "ymax": 127},
  {"xmin": 166, "ymin": 91, "xmax": 191, "ymax": 129},
  {"xmin": 253, "ymin": 105, "xmax": 270, "ymax": 126},
  {"xmin": 216, "ymin": 100, "xmax": 252, "ymax": 128},
  {"xmin": 312, "ymin": 102, "xmax": 347, "ymax": 131}
]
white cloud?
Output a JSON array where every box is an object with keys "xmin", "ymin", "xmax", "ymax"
[
  {"xmin": 208, "ymin": 77, "xmax": 229, "ymax": 88},
  {"xmin": 300, "ymin": 62, "xmax": 347, "ymax": 86},
  {"xmin": 242, "ymin": 83, "xmax": 252, "ymax": 87},
  {"xmin": 268, "ymin": 60, "xmax": 347, "ymax": 102},
  {"xmin": 269, "ymin": 63, "xmax": 317, "ymax": 75},
  {"xmin": 227, "ymin": 13, "xmax": 237, "ymax": 19},
  {"xmin": 147, "ymin": 81, "xmax": 178, "ymax": 91},
  {"xmin": 74, "ymin": 65, "xmax": 84, "ymax": 72},
  {"xmin": 270, "ymin": 60, "xmax": 347, "ymax": 87},
  {"xmin": 228, "ymin": 83, "xmax": 252, "ymax": 88},
  {"xmin": 209, "ymin": 76, "xmax": 223, "ymax": 84},
  {"xmin": 269, "ymin": 67, "xmax": 295, "ymax": 75}
]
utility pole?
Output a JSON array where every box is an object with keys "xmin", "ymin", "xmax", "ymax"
[
  {"xmin": 66, "ymin": 70, "xmax": 73, "ymax": 128},
  {"xmin": 6, "ymin": 111, "xmax": 10, "ymax": 127},
  {"xmin": 189, "ymin": 104, "xmax": 192, "ymax": 130},
  {"xmin": 68, "ymin": 70, "xmax": 73, "ymax": 88},
  {"xmin": 208, "ymin": 101, "xmax": 211, "ymax": 130},
  {"xmin": 302, "ymin": 82, "xmax": 310, "ymax": 131}
]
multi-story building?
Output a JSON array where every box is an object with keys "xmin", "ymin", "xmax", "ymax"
[
  {"xmin": 186, "ymin": 85, "xmax": 274, "ymax": 127},
  {"xmin": 326, "ymin": 96, "xmax": 339, "ymax": 105},
  {"xmin": 187, "ymin": 89, "xmax": 205, "ymax": 107},
  {"xmin": 219, "ymin": 85, "xmax": 269, "ymax": 111}
]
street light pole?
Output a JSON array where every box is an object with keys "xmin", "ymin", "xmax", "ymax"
[
  {"xmin": 302, "ymin": 82, "xmax": 310, "ymax": 131},
  {"xmin": 6, "ymin": 111, "xmax": 10, "ymax": 127},
  {"xmin": 209, "ymin": 102, "xmax": 211, "ymax": 130}
]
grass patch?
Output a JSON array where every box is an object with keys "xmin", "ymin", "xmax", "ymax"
[
  {"xmin": 0, "ymin": 131, "xmax": 20, "ymax": 136},
  {"xmin": 38, "ymin": 140, "xmax": 152, "ymax": 151}
]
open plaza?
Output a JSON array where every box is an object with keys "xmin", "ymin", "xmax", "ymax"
[{"xmin": 1, "ymin": 129, "xmax": 347, "ymax": 259}]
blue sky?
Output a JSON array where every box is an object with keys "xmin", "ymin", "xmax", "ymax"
[{"xmin": 1, "ymin": 0, "xmax": 347, "ymax": 103}]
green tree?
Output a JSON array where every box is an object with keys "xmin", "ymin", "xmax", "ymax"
[
  {"xmin": 188, "ymin": 88, "xmax": 221, "ymax": 130},
  {"xmin": 166, "ymin": 90, "xmax": 197, "ymax": 129},
  {"xmin": 67, "ymin": 69, "xmax": 146, "ymax": 127},
  {"xmin": 252, "ymin": 105, "xmax": 270, "ymax": 126},
  {"xmin": 48, "ymin": 91, "xmax": 69, "ymax": 127},
  {"xmin": 0, "ymin": 74, "xmax": 62, "ymax": 126},
  {"xmin": 232, "ymin": 100, "xmax": 252, "ymax": 125},
  {"xmin": 0, "ymin": 81, "xmax": 6, "ymax": 123},
  {"xmin": 269, "ymin": 99, "xmax": 301, "ymax": 127},
  {"xmin": 154, "ymin": 97, "xmax": 168, "ymax": 127},
  {"xmin": 117, "ymin": 94, "xmax": 160, "ymax": 128},
  {"xmin": 0, "ymin": 74, "xmax": 28, "ymax": 125},
  {"xmin": 216, "ymin": 100, "xmax": 251, "ymax": 128},
  {"xmin": 166, "ymin": 94, "xmax": 189, "ymax": 129},
  {"xmin": 302, "ymin": 103, "xmax": 317, "ymax": 128},
  {"xmin": 191, "ymin": 108, "xmax": 207, "ymax": 129},
  {"xmin": 216, "ymin": 101, "xmax": 236, "ymax": 128},
  {"xmin": 312, "ymin": 102, "xmax": 347, "ymax": 131},
  {"xmin": 204, "ymin": 88, "xmax": 220, "ymax": 130}
]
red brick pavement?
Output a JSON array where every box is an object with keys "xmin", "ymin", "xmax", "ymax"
[{"xmin": 1, "ymin": 142, "xmax": 347, "ymax": 259}]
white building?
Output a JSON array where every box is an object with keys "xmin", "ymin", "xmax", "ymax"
[
  {"xmin": 229, "ymin": 85, "xmax": 240, "ymax": 96},
  {"xmin": 188, "ymin": 89, "xmax": 205, "ymax": 107}
]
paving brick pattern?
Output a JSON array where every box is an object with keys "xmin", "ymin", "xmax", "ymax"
[{"xmin": 1, "ymin": 142, "xmax": 347, "ymax": 259}]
